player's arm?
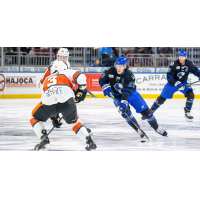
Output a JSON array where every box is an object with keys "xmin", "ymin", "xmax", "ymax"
[
  {"xmin": 70, "ymin": 70, "xmax": 87, "ymax": 103},
  {"xmin": 167, "ymin": 62, "xmax": 176, "ymax": 86},
  {"xmin": 190, "ymin": 62, "xmax": 200, "ymax": 79},
  {"xmin": 121, "ymin": 73, "xmax": 136, "ymax": 101},
  {"xmin": 99, "ymin": 68, "xmax": 113, "ymax": 97}
]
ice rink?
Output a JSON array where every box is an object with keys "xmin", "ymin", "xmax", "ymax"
[{"xmin": 0, "ymin": 97, "xmax": 200, "ymax": 151}]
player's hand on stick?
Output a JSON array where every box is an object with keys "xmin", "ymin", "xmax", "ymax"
[
  {"xmin": 175, "ymin": 81, "xmax": 185, "ymax": 90},
  {"xmin": 50, "ymin": 115, "xmax": 63, "ymax": 128},
  {"xmin": 75, "ymin": 86, "xmax": 87, "ymax": 103},
  {"xmin": 102, "ymin": 84, "xmax": 113, "ymax": 97},
  {"xmin": 119, "ymin": 100, "xmax": 128, "ymax": 113}
]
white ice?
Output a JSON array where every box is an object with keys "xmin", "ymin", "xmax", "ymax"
[{"xmin": 0, "ymin": 98, "xmax": 200, "ymax": 151}]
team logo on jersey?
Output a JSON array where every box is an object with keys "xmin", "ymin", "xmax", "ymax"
[
  {"xmin": 116, "ymin": 77, "xmax": 121, "ymax": 82},
  {"xmin": 114, "ymin": 83, "xmax": 123, "ymax": 93},
  {"xmin": 176, "ymin": 66, "xmax": 180, "ymax": 69},
  {"xmin": 109, "ymin": 74, "xmax": 114, "ymax": 78},
  {"xmin": 177, "ymin": 72, "xmax": 185, "ymax": 79}
]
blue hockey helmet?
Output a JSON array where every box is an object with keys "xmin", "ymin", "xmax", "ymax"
[
  {"xmin": 115, "ymin": 56, "xmax": 127, "ymax": 67},
  {"xmin": 178, "ymin": 50, "xmax": 187, "ymax": 57}
]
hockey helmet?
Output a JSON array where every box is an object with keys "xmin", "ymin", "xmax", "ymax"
[
  {"xmin": 178, "ymin": 50, "xmax": 187, "ymax": 57},
  {"xmin": 57, "ymin": 48, "xmax": 69, "ymax": 59},
  {"xmin": 115, "ymin": 56, "xmax": 127, "ymax": 68},
  {"xmin": 51, "ymin": 61, "xmax": 67, "ymax": 74}
]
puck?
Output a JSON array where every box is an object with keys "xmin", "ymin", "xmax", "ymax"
[{"xmin": 141, "ymin": 140, "xmax": 146, "ymax": 143}]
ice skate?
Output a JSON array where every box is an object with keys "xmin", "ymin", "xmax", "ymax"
[
  {"xmin": 156, "ymin": 127, "xmax": 168, "ymax": 136},
  {"xmin": 38, "ymin": 130, "xmax": 51, "ymax": 151},
  {"xmin": 85, "ymin": 136, "xmax": 97, "ymax": 151},
  {"xmin": 184, "ymin": 107, "xmax": 193, "ymax": 122}
]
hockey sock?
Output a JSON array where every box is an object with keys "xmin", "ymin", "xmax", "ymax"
[
  {"xmin": 70, "ymin": 120, "xmax": 89, "ymax": 143},
  {"xmin": 185, "ymin": 90, "xmax": 194, "ymax": 112},
  {"xmin": 122, "ymin": 111, "xmax": 140, "ymax": 131},
  {"xmin": 146, "ymin": 113, "xmax": 158, "ymax": 130},
  {"xmin": 151, "ymin": 96, "xmax": 166, "ymax": 112},
  {"xmin": 33, "ymin": 121, "xmax": 45, "ymax": 139},
  {"xmin": 185, "ymin": 100, "xmax": 193, "ymax": 112}
]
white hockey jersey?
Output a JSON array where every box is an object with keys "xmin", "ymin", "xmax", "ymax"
[{"xmin": 41, "ymin": 69, "xmax": 86, "ymax": 105}]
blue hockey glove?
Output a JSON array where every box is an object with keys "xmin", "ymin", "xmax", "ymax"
[
  {"xmin": 175, "ymin": 81, "xmax": 185, "ymax": 90},
  {"xmin": 119, "ymin": 100, "xmax": 129, "ymax": 113},
  {"xmin": 199, "ymin": 76, "xmax": 200, "ymax": 81},
  {"xmin": 102, "ymin": 84, "xmax": 113, "ymax": 97}
]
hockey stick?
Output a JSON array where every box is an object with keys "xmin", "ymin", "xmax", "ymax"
[
  {"xmin": 186, "ymin": 80, "xmax": 200, "ymax": 86},
  {"xmin": 34, "ymin": 117, "xmax": 63, "ymax": 150},
  {"xmin": 110, "ymin": 95, "xmax": 152, "ymax": 142},
  {"xmin": 86, "ymin": 91, "xmax": 97, "ymax": 98}
]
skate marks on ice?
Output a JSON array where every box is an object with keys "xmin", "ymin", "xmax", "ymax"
[{"xmin": 0, "ymin": 98, "xmax": 200, "ymax": 151}]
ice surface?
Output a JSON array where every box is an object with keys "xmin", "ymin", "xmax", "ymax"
[{"xmin": 0, "ymin": 98, "xmax": 200, "ymax": 151}]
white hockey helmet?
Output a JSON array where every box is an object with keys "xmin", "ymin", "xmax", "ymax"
[
  {"xmin": 57, "ymin": 48, "xmax": 69, "ymax": 59},
  {"xmin": 51, "ymin": 61, "xmax": 68, "ymax": 74}
]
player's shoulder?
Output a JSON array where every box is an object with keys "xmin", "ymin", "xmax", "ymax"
[
  {"xmin": 106, "ymin": 66, "xmax": 114, "ymax": 72},
  {"xmin": 187, "ymin": 60, "xmax": 195, "ymax": 66},
  {"xmin": 104, "ymin": 67, "xmax": 115, "ymax": 74},
  {"xmin": 49, "ymin": 59, "xmax": 57, "ymax": 70},
  {"xmin": 127, "ymin": 69, "xmax": 133, "ymax": 75},
  {"xmin": 170, "ymin": 60, "xmax": 179, "ymax": 67}
]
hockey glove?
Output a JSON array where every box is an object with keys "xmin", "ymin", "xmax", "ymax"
[
  {"xmin": 50, "ymin": 115, "xmax": 63, "ymax": 128},
  {"xmin": 175, "ymin": 81, "xmax": 185, "ymax": 90},
  {"xmin": 119, "ymin": 100, "xmax": 129, "ymax": 113},
  {"xmin": 102, "ymin": 84, "xmax": 113, "ymax": 97},
  {"xmin": 75, "ymin": 85, "xmax": 87, "ymax": 103}
]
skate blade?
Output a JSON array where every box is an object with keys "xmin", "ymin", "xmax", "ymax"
[
  {"xmin": 39, "ymin": 144, "xmax": 51, "ymax": 151},
  {"xmin": 185, "ymin": 117, "xmax": 193, "ymax": 122}
]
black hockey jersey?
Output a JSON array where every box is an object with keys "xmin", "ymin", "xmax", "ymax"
[
  {"xmin": 99, "ymin": 67, "xmax": 136, "ymax": 100},
  {"xmin": 167, "ymin": 59, "xmax": 200, "ymax": 86}
]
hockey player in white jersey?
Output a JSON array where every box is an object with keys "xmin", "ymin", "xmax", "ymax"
[
  {"xmin": 29, "ymin": 61, "xmax": 97, "ymax": 151},
  {"xmin": 39, "ymin": 48, "xmax": 92, "ymax": 135}
]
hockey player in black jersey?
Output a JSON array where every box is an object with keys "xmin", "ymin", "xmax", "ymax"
[
  {"xmin": 151, "ymin": 50, "xmax": 200, "ymax": 121},
  {"xmin": 99, "ymin": 56, "xmax": 167, "ymax": 138}
]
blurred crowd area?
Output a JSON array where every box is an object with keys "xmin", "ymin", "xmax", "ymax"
[{"xmin": 2, "ymin": 47, "xmax": 174, "ymax": 67}]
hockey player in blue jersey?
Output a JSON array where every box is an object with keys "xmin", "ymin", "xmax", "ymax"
[
  {"xmin": 99, "ymin": 56, "xmax": 168, "ymax": 138},
  {"xmin": 151, "ymin": 50, "xmax": 200, "ymax": 121}
]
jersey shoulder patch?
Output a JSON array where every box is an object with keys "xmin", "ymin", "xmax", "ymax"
[
  {"xmin": 168, "ymin": 68, "xmax": 171, "ymax": 72},
  {"xmin": 170, "ymin": 62, "xmax": 174, "ymax": 66}
]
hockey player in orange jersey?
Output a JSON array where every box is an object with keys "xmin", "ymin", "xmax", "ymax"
[
  {"xmin": 29, "ymin": 61, "xmax": 97, "ymax": 151},
  {"xmin": 39, "ymin": 48, "xmax": 70, "ymax": 128},
  {"xmin": 39, "ymin": 47, "xmax": 92, "ymax": 135}
]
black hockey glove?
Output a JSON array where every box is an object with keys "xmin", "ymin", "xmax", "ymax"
[
  {"xmin": 50, "ymin": 115, "xmax": 63, "ymax": 128},
  {"xmin": 75, "ymin": 86, "xmax": 87, "ymax": 103}
]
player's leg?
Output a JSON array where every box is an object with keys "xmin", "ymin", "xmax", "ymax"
[
  {"xmin": 129, "ymin": 91, "xmax": 168, "ymax": 136},
  {"xmin": 183, "ymin": 89, "xmax": 194, "ymax": 121},
  {"xmin": 113, "ymin": 97, "xmax": 145, "ymax": 138},
  {"xmin": 151, "ymin": 83, "xmax": 177, "ymax": 113},
  {"xmin": 29, "ymin": 102, "xmax": 57, "ymax": 150},
  {"xmin": 60, "ymin": 97, "xmax": 96, "ymax": 151},
  {"xmin": 151, "ymin": 96, "xmax": 166, "ymax": 113}
]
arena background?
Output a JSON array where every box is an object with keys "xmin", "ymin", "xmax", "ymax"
[{"xmin": 0, "ymin": 47, "xmax": 200, "ymax": 99}]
